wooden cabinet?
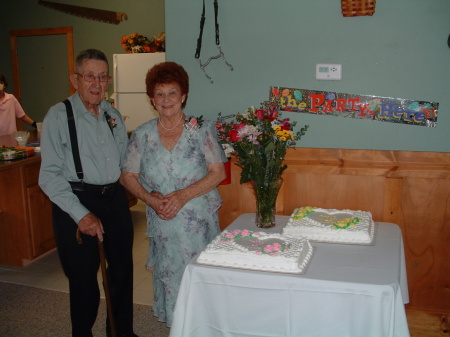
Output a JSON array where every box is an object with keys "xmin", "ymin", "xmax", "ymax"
[
  {"xmin": 26, "ymin": 171, "xmax": 54, "ymax": 258},
  {"xmin": 0, "ymin": 156, "xmax": 55, "ymax": 266}
]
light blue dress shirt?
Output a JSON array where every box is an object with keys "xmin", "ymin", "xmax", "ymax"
[{"xmin": 39, "ymin": 92, "xmax": 129, "ymax": 223}]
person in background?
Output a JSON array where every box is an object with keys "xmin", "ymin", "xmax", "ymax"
[
  {"xmin": 0, "ymin": 73, "xmax": 38, "ymax": 136},
  {"xmin": 39, "ymin": 49, "xmax": 138, "ymax": 337},
  {"xmin": 120, "ymin": 62, "xmax": 227, "ymax": 326}
]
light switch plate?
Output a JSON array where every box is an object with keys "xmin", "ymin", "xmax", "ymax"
[{"xmin": 316, "ymin": 64, "xmax": 342, "ymax": 80}]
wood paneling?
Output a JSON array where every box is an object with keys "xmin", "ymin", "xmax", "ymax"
[{"xmin": 218, "ymin": 148, "xmax": 450, "ymax": 313}]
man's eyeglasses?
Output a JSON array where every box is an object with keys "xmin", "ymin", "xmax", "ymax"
[{"xmin": 76, "ymin": 73, "xmax": 111, "ymax": 82}]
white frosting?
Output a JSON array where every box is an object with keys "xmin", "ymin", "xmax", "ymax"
[
  {"xmin": 283, "ymin": 207, "xmax": 375, "ymax": 244},
  {"xmin": 197, "ymin": 229, "xmax": 313, "ymax": 274}
]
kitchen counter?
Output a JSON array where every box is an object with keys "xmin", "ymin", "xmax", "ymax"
[
  {"xmin": 0, "ymin": 153, "xmax": 41, "ymax": 170},
  {"xmin": 0, "ymin": 130, "xmax": 40, "ymax": 170},
  {"xmin": 0, "ymin": 131, "xmax": 54, "ymax": 266}
]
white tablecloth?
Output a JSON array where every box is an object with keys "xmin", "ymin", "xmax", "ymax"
[{"xmin": 170, "ymin": 214, "xmax": 410, "ymax": 337}]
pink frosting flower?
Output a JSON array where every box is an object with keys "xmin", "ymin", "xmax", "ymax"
[
  {"xmin": 241, "ymin": 229, "xmax": 251, "ymax": 237},
  {"xmin": 264, "ymin": 245, "xmax": 274, "ymax": 253},
  {"xmin": 231, "ymin": 230, "xmax": 240, "ymax": 235}
]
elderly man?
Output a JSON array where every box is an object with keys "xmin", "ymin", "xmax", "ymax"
[{"xmin": 39, "ymin": 49, "xmax": 137, "ymax": 337}]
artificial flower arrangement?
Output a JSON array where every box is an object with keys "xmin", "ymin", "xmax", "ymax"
[
  {"xmin": 216, "ymin": 99, "xmax": 308, "ymax": 228},
  {"xmin": 120, "ymin": 32, "xmax": 166, "ymax": 54}
]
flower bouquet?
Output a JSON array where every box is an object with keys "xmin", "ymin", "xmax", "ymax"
[
  {"xmin": 216, "ymin": 99, "xmax": 308, "ymax": 228},
  {"xmin": 120, "ymin": 32, "xmax": 165, "ymax": 54}
]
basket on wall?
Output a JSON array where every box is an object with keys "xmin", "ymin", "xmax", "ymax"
[{"xmin": 341, "ymin": 0, "xmax": 376, "ymax": 17}]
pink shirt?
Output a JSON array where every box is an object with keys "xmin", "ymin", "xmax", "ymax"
[{"xmin": 0, "ymin": 93, "xmax": 25, "ymax": 135}]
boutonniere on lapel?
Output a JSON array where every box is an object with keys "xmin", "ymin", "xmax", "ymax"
[
  {"xmin": 184, "ymin": 115, "xmax": 204, "ymax": 139},
  {"xmin": 104, "ymin": 111, "xmax": 117, "ymax": 135}
]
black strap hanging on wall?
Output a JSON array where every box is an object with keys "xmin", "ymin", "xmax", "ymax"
[{"xmin": 195, "ymin": 0, "xmax": 233, "ymax": 83}]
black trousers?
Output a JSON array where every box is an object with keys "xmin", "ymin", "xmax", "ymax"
[{"xmin": 52, "ymin": 184, "xmax": 134, "ymax": 337}]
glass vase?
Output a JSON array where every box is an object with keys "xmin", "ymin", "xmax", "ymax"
[{"xmin": 252, "ymin": 178, "xmax": 283, "ymax": 228}]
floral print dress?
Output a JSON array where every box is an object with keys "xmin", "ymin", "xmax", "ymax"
[{"xmin": 122, "ymin": 118, "xmax": 226, "ymax": 326}]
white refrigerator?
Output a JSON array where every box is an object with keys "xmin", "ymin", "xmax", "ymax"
[{"xmin": 112, "ymin": 52, "xmax": 166, "ymax": 131}]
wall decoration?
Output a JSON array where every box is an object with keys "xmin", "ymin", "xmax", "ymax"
[
  {"xmin": 38, "ymin": 0, "xmax": 127, "ymax": 25},
  {"xmin": 270, "ymin": 87, "xmax": 438, "ymax": 127},
  {"xmin": 341, "ymin": 0, "xmax": 376, "ymax": 17},
  {"xmin": 195, "ymin": 0, "xmax": 233, "ymax": 83}
]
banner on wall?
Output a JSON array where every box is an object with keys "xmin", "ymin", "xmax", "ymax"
[{"xmin": 270, "ymin": 87, "xmax": 438, "ymax": 127}]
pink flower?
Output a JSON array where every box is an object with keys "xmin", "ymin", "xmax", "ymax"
[
  {"xmin": 278, "ymin": 118, "xmax": 291, "ymax": 130},
  {"xmin": 255, "ymin": 251, "xmax": 262, "ymax": 255},
  {"xmin": 267, "ymin": 106, "xmax": 278, "ymax": 122},
  {"xmin": 225, "ymin": 233, "xmax": 235, "ymax": 239},
  {"xmin": 255, "ymin": 109, "xmax": 264, "ymax": 120},
  {"xmin": 189, "ymin": 118, "xmax": 198, "ymax": 126},
  {"xmin": 270, "ymin": 253, "xmax": 278, "ymax": 256}
]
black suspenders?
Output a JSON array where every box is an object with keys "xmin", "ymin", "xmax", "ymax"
[
  {"xmin": 63, "ymin": 99, "xmax": 84, "ymax": 182},
  {"xmin": 63, "ymin": 99, "xmax": 115, "ymax": 183}
]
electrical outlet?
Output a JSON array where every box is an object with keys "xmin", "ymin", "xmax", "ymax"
[{"xmin": 316, "ymin": 64, "xmax": 342, "ymax": 80}]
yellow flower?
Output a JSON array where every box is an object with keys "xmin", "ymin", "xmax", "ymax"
[
  {"xmin": 273, "ymin": 125, "xmax": 281, "ymax": 131},
  {"xmin": 280, "ymin": 136, "xmax": 287, "ymax": 141}
]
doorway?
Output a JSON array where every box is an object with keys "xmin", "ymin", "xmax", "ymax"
[{"xmin": 9, "ymin": 26, "xmax": 74, "ymax": 130}]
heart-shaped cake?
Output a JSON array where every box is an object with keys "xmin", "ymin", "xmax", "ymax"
[
  {"xmin": 197, "ymin": 229, "xmax": 313, "ymax": 274},
  {"xmin": 283, "ymin": 207, "xmax": 375, "ymax": 244}
]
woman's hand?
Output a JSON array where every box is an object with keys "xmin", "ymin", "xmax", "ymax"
[
  {"xmin": 160, "ymin": 189, "xmax": 188, "ymax": 220},
  {"xmin": 148, "ymin": 191, "xmax": 173, "ymax": 220},
  {"xmin": 120, "ymin": 171, "xmax": 170, "ymax": 218},
  {"xmin": 159, "ymin": 161, "xmax": 226, "ymax": 220}
]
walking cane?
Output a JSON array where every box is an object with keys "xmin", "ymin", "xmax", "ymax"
[{"xmin": 77, "ymin": 229, "xmax": 117, "ymax": 337}]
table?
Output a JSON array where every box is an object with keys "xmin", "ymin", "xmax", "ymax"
[{"xmin": 170, "ymin": 214, "xmax": 410, "ymax": 337}]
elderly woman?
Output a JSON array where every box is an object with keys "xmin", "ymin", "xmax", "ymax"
[{"xmin": 120, "ymin": 62, "xmax": 227, "ymax": 326}]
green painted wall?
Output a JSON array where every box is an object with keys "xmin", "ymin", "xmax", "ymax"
[
  {"xmin": 2, "ymin": 0, "xmax": 449, "ymax": 152},
  {"xmin": 165, "ymin": 0, "xmax": 450, "ymax": 152},
  {"xmin": 1, "ymin": 0, "xmax": 164, "ymax": 128}
]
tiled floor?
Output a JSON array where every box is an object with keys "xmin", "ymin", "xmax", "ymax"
[{"xmin": 0, "ymin": 201, "xmax": 154, "ymax": 306}]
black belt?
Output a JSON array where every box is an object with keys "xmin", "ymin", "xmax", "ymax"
[{"xmin": 69, "ymin": 181, "xmax": 118, "ymax": 196}]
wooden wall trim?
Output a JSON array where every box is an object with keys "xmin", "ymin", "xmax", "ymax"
[{"xmin": 284, "ymin": 148, "xmax": 450, "ymax": 179}]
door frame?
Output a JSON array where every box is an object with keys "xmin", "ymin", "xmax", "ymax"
[{"xmin": 9, "ymin": 26, "xmax": 75, "ymax": 129}]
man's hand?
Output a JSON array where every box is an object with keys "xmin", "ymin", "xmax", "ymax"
[{"xmin": 78, "ymin": 213, "xmax": 105, "ymax": 241}]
